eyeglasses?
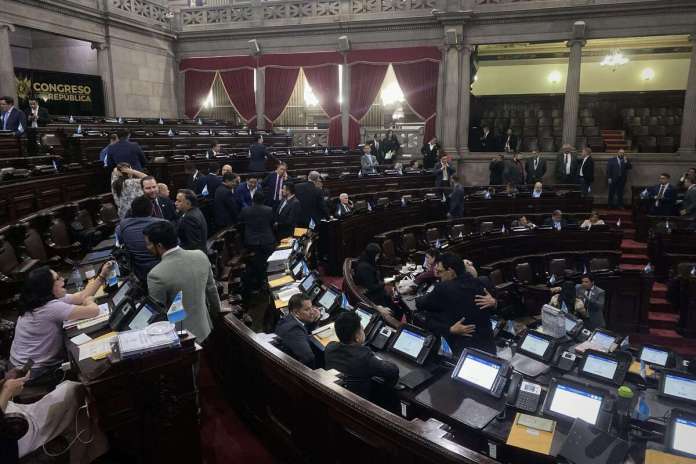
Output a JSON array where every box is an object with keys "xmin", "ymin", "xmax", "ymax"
[{"xmin": 54, "ymin": 275, "xmax": 65, "ymax": 283}]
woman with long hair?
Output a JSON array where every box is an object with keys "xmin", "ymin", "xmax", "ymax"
[{"xmin": 111, "ymin": 162, "xmax": 146, "ymax": 219}]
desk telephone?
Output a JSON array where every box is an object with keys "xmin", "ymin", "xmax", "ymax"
[
  {"xmin": 507, "ymin": 372, "xmax": 543, "ymax": 413},
  {"xmin": 370, "ymin": 324, "xmax": 394, "ymax": 351}
]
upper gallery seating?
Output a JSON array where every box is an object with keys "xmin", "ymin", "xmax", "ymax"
[{"xmin": 621, "ymin": 106, "xmax": 683, "ymax": 153}]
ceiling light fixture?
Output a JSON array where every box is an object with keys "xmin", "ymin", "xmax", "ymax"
[
  {"xmin": 641, "ymin": 68, "xmax": 655, "ymax": 81},
  {"xmin": 600, "ymin": 49, "xmax": 629, "ymax": 71}
]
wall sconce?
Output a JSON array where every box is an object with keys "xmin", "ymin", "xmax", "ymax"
[
  {"xmin": 548, "ymin": 71, "xmax": 562, "ymax": 84},
  {"xmin": 641, "ymin": 68, "xmax": 655, "ymax": 81}
]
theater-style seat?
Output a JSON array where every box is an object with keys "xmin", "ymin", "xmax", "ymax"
[
  {"xmin": 514, "ymin": 262, "xmax": 534, "ymax": 284},
  {"xmin": 479, "ymin": 222, "xmax": 494, "ymax": 234},
  {"xmin": 450, "ymin": 223, "xmax": 468, "ymax": 239},
  {"xmin": 0, "ymin": 239, "xmax": 38, "ymax": 279},
  {"xmin": 47, "ymin": 217, "xmax": 81, "ymax": 259},
  {"xmin": 401, "ymin": 233, "xmax": 418, "ymax": 255},
  {"xmin": 488, "ymin": 269, "xmax": 504, "ymax": 287},
  {"xmin": 589, "ymin": 257, "xmax": 611, "ymax": 272},
  {"xmin": 381, "ymin": 239, "xmax": 400, "ymax": 266},
  {"xmin": 425, "ymin": 227, "xmax": 440, "ymax": 243},
  {"xmin": 548, "ymin": 258, "xmax": 567, "ymax": 277}
]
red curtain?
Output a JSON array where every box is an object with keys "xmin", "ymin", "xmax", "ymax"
[
  {"xmin": 184, "ymin": 71, "xmax": 217, "ymax": 119},
  {"xmin": 303, "ymin": 65, "xmax": 341, "ymax": 146},
  {"xmin": 219, "ymin": 69, "xmax": 257, "ymax": 127},
  {"xmin": 348, "ymin": 63, "xmax": 388, "ymax": 148},
  {"xmin": 264, "ymin": 67, "xmax": 300, "ymax": 128},
  {"xmin": 393, "ymin": 60, "xmax": 439, "ymax": 143}
]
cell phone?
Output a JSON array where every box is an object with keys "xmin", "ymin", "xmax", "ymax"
[{"xmin": 17, "ymin": 359, "xmax": 34, "ymax": 376}]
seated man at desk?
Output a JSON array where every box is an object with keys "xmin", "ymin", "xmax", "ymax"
[
  {"xmin": 415, "ymin": 253, "xmax": 496, "ymax": 355},
  {"xmin": 511, "ymin": 215, "xmax": 536, "ymax": 229},
  {"xmin": 335, "ymin": 193, "xmax": 353, "ymax": 217},
  {"xmin": 580, "ymin": 210, "xmax": 605, "ymax": 229},
  {"xmin": 531, "ymin": 181, "xmax": 543, "ymax": 198},
  {"xmin": 9, "ymin": 262, "xmax": 114, "ymax": 386},
  {"xmin": 543, "ymin": 209, "xmax": 568, "ymax": 230},
  {"xmin": 116, "ymin": 195, "xmax": 165, "ymax": 281},
  {"xmin": 325, "ymin": 311, "xmax": 399, "ymax": 400},
  {"xmin": 275, "ymin": 294, "xmax": 321, "ymax": 368}
]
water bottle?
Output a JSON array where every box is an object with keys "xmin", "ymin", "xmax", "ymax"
[
  {"xmin": 616, "ymin": 386, "xmax": 634, "ymax": 439},
  {"xmin": 70, "ymin": 266, "xmax": 83, "ymax": 292},
  {"xmin": 637, "ymin": 394, "xmax": 651, "ymax": 421}
]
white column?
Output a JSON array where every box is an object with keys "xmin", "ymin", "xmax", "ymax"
[
  {"xmin": 0, "ymin": 22, "xmax": 17, "ymax": 102},
  {"xmin": 458, "ymin": 45, "xmax": 473, "ymax": 154},
  {"xmin": 679, "ymin": 36, "xmax": 696, "ymax": 157},
  {"xmin": 255, "ymin": 67, "xmax": 265, "ymax": 130},
  {"xmin": 561, "ymin": 38, "xmax": 586, "ymax": 147},
  {"xmin": 440, "ymin": 45, "xmax": 461, "ymax": 154},
  {"xmin": 341, "ymin": 61, "xmax": 350, "ymax": 146},
  {"xmin": 91, "ymin": 41, "xmax": 115, "ymax": 117}
]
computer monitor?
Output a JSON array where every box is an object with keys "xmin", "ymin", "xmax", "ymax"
[
  {"xmin": 640, "ymin": 344, "xmax": 671, "ymax": 368},
  {"xmin": 127, "ymin": 302, "xmax": 160, "ymax": 331},
  {"xmin": 563, "ymin": 313, "xmax": 583, "ymax": 337},
  {"xmin": 355, "ymin": 307, "xmax": 374, "ymax": 330},
  {"xmin": 451, "ymin": 348, "xmax": 511, "ymax": 398},
  {"xmin": 291, "ymin": 260, "xmax": 305, "ymax": 280},
  {"xmin": 110, "ymin": 280, "xmax": 131, "ymax": 310},
  {"xmin": 391, "ymin": 328, "xmax": 426, "ymax": 359},
  {"xmin": 589, "ymin": 329, "xmax": 618, "ymax": 352},
  {"xmin": 299, "ymin": 272, "xmax": 317, "ymax": 295},
  {"xmin": 667, "ymin": 410, "xmax": 696, "ymax": 458},
  {"xmin": 659, "ymin": 370, "xmax": 696, "ymax": 404},
  {"xmin": 316, "ymin": 288, "xmax": 339, "ymax": 312},
  {"xmin": 543, "ymin": 378, "xmax": 607, "ymax": 426},
  {"xmin": 578, "ymin": 350, "xmax": 628, "ymax": 385},
  {"xmin": 518, "ymin": 330, "xmax": 556, "ymax": 362}
]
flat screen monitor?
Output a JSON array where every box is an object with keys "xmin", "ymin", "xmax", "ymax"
[
  {"xmin": 669, "ymin": 411, "xmax": 696, "ymax": 458},
  {"xmin": 520, "ymin": 332, "xmax": 551, "ymax": 359},
  {"xmin": 662, "ymin": 372, "xmax": 696, "ymax": 403},
  {"xmin": 128, "ymin": 303, "xmax": 158, "ymax": 331},
  {"xmin": 564, "ymin": 313, "xmax": 582, "ymax": 335},
  {"xmin": 582, "ymin": 353, "xmax": 618, "ymax": 381},
  {"xmin": 299, "ymin": 273, "xmax": 316, "ymax": 294},
  {"xmin": 291, "ymin": 260, "xmax": 304, "ymax": 280},
  {"xmin": 355, "ymin": 307, "xmax": 373, "ymax": 329},
  {"xmin": 454, "ymin": 352, "xmax": 502, "ymax": 392},
  {"xmin": 111, "ymin": 281, "xmax": 131, "ymax": 309},
  {"xmin": 317, "ymin": 289, "xmax": 339, "ymax": 311},
  {"xmin": 590, "ymin": 330, "xmax": 616, "ymax": 351},
  {"xmin": 640, "ymin": 345, "xmax": 670, "ymax": 367},
  {"xmin": 392, "ymin": 328, "xmax": 426, "ymax": 360},
  {"xmin": 292, "ymin": 240, "xmax": 301, "ymax": 253},
  {"xmin": 547, "ymin": 381, "xmax": 604, "ymax": 426}
]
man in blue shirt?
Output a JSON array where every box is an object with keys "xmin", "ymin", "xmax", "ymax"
[
  {"xmin": 115, "ymin": 196, "xmax": 165, "ymax": 281},
  {"xmin": 99, "ymin": 133, "xmax": 118, "ymax": 166},
  {"xmin": 105, "ymin": 129, "xmax": 147, "ymax": 171}
]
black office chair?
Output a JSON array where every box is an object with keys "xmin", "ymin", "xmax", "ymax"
[
  {"xmin": 589, "ymin": 257, "xmax": 611, "ymax": 272},
  {"xmin": 548, "ymin": 258, "xmax": 567, "ymax": 278},
  {"xmin": 480, "ymin": 222, "xmax": 494, "ymax": 234},
  {"xmin": 514, "ymin": 262, "xmax": 534, "ymax": 284}
]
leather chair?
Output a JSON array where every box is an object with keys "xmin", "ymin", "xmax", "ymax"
[
  {"xmin": 479, "ymin": 222, "xmax": 494, "ymax": 234},
  {"xmin": 677, "ymin": 262, "xmax": 696, "ymax": 278},
  {"xmin": 589, "ymin": 257, "xmax": 611, "ymax": 272},
  {"xmin": 47, "ymin": 217, "xmax": 81, "ymax": 260},
  {"xmin": 0, "ymin": 239, "xmax": 38, "ymax": 279},
  {"xmin": 401, "ymin": 233, "xmax": 418, "ymax": 255},
  {"xmin": 381, "ymin": 239, "xmax": 400, "ymax": 266},
  {"xmin": 489, "ymin": 269, "xmax": 504, "ymax": 287},
  {"xmin": 353, "ymin": 200, "xmax": 368, "ymax": 214},
  {"xmin": 514, "ymin": 262, "xmax": 534, "ymax": 284},
  {"xmin": 450, "ymin": 223, "xmax": 467, "ymax": 239},
  {"xmin": 548, "ymin": 258, "xmax": 567, "ymax": 278},
  {"xmin": 425, "ymin": 227, "xmax": 440, "ymax": 243}
]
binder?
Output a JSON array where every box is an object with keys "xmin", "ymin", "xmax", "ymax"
[
  {"xmin": 506, "ymin": 413, "xmax": 555, "ymax": 455},
  {"xmin": 645, "ymin": 449, "xmax": 696, "ymax": 464}
]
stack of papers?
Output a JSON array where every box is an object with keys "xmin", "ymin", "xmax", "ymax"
[
  {"xmin": 78, "ymin": 332, "xmax": 118, "ymax": 361},
  {"xmin": 117, "ymin": 323, "xmax": 180, "ymax": 358}
]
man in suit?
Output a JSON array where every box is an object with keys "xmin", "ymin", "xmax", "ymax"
[
  {"xmin": 0, "ymin": 96, "xmax": 27, "ymax": 134},
  {"xmin": 648, "ymin": 173, "xmax": 676, "ymax": 216},
  {"xmin": 606, "ymin": 149, "xmax": 632, "ymax": 209},
  {"xmin": 295, "ymin": 171, "xmax": 328, "ymax": 226},
  {"xmin": 369, "ymin": 135, "xmax": 383, "ymax": 164},
  {"xmin": 555, "ymin": 144, "xmax": 578, "ymax": 184},
  {"xmin": 261, "ymin": 162, "xmax": 288, "ymax": 207},
  {"xmin": 420, "ymin": 137, "xmax": 440, "ymax": 169},
  {"xmin": 214, "ymin": 173, "xmax": 241, "ymax": 229},
  {"xmin": 234, "ymin": 177, "xmax": 258, "ymax": 209},
  {"xmin": 503, "ymin": 152, "xmax": 525, "ymax": 186},
  {"xmin": 25, "ymin": 99, "xmax": 50, "ymax": 128},
  {"xmin": 577, "ymin": 274, "xmax": 606, "ymax": 330},
  {"xmin": 335, "ymin": 193, "xmax": 353, "ymax": 218},
  {"xmin": 249, "ymin": 134, "xmax": 269, "ymax": 172},
  {"xmin": 489, "ymin": 154, "xmax": 505, "ymax": 185},
  {"xmin": 144, "ymin": 221, "xmax": 221, "ymax": 343},
  {"xmin": 325, "ymin": 311, "xmax": 399, "ymax": 400},
  {"xmin": 448, "ymin": 175, "xmax": 465, "ymax": 218},
  {"xmin": 479, "ymin": 125, "xmax": 494, "ymax": 152},
  {"xmin": 205, "ymin": 141, "xmax": 224, "ymax": 159},
  {"xmin": 195, "ymin": 164, "xmax": 223, "ymax": 199},
  {"xmin": 416, "ymin": 253, "xmax": 496, "ymax": 355},
  {"xmin": 240, "ymin": 192, "xmax": 276, "ymax": 290},
  {"xmin": 543, "ymin": 209, "xmax": 567, "ymax": 230},
  {"xmin": 275, "ymin": 183, "xmax": 302, "ymax": 238},
  {"xmin": 99, "ymin": 133, "xmax": 119, "ymax": 166},
  {"xmin": 141, "ymin": 176, "xmax": 177, "ymax": 221},
  {"xmin": 525, "ymin": 149, "xmax": 546, "ymax": 184},
  {"xmin": 360, "ymin": 144, "xmax": 378, "ymax": 175},
  {"xmin": 175, "ymin": 189, "xmax": 207, "ymax": 252},
  {"xmin": 105, "ymin": 129, "xmax": 147, "ymax": 171},
  {"xmin": 501, "ymin": 128, "xmax": 519, "ymax": 153},
  {"xmin": 680, "ymin": 176, "xmax": 696, "ymax": 218},
  {"xmin": 186, "ymin": 164, "xmax": 204, "ymax": 191},
  {"xmin": 116, "ymin": 196, "xmax": 165, "ymax": 281},
  {"xmin": 434, "ymin": 153, "xmax": 455, "ymax": 188},
  {"xmin": 577, "ymin": 146, "xmax": 595, "ymax": 197},
  {"xmin": 275, "ymin": 294, "xmax": 321, "ymax": 368}
]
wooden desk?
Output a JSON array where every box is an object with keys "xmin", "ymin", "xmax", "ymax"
[{"xmin": 67, "ymin": 333, "xmax": 202, "ymax": 463}]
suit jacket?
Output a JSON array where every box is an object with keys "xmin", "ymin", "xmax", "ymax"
[
  {"xmin": 606, "ymin": 157, "xmax": 632, "ymax": 182},
  {"xmin": 648, "ymin": 183, "xmax": 676, "ymax": 215},
  {"xmin": 116, "ymin": 216, "xmax": 165, "ymax": 281},
  {"xmin": 275, "ymin": 315, "xmax": 317, "ymax": 368},
  {"xmin": 501, "ymin": 134, "xmax": 519, "ymax": 152},
  {"xmin": 555, "ymin": 152, "xmax": 578, "ymax": 182},
  {"xmin": 239, "ymin": 203, "xmax": 275, "ymax": 246},
  {"xmin": 434, "ymin": 163, "xmax": 455, "ymax": 188},
  {"xmin": 449, "ymin": 184, "xmax": 466, "ymax": 218},
  {"xmin": 420, "ymin": 143, "xmax": 440, "ymax": 169},
  {"xmin": 335, "ymin": 202, "xmax": 353, "ymax": 218},
  {"xmin": 489, "ymin": 160, "xmax": 504, "ymax": 185},
  {"xmin": 262, "ymin": 172, "xmax": 286, "ymax": 206},
  {"xmin": 106, "ymin": 139, "xmax": 147, "ymax": 171},
  {"xmin": 504, "ymin": 159, "xmax": 525, "ymax": 185},
  {"xmin": 214, "ymin": 184, "xmax": 240, "ymax": 228},
  {"xmin": 202, "ymin": 174, "xmax": 223, "ymax": 198},
  {"xmin": 148, "ymin": 247, "xmax": 221, "ymax": 342},
  {"xmin": 234, "ymin": 183, "xmax": 257, "ymax": 209},
  {"xmin": 361, "ymin": 154, "xmax": 378, "ymax": 175},
  {"xmin": 576, "ymin": 284, "xmax": 606, "ymax": 330},
  {"xmin": 177, "ymin": 207, "xmax": 208, "ymax": 252},
  {"xmin": 578, "ymin": 156, "xmax": 595, "ymax": 183},
  {"xmin": 683, "ymin": 185, "xmax": 696, "ymax": 218},
  {"xmin": 249, "ymin": 142, "xmax": 268, "ymax": 172},
  {"xmin": 415, "ymin": 273, "xmax": 496, "ymax": 355},
  {"xmin": 294, "ymin": 181, "xmax": 328, "ymax": 226},
  {"xmin": 151, "ymin": 196, "xmax": 177, "ymax": 221},
  {"xmin": 275, "ymin": 196, "xmax": 302, "ymax": 238},
  {"xmin": 25, "ymin": 107, "xmax": 50, "ymax": 128},
  {"xmin": 1, "ymin": 107, "xmax": 27, "ymax": 133},
  {"xmin": 325, "ymin": 342, "xmax": 399, "ymax": 399},
  {"xmin": 479, "ymin": 131, "xmax": 494, "ymax": 152},
  {"xmin": 525, "ymin": 156, "xmax": 547, "ymax": 184},
  {"xmin": 543, "ymin": 217, "xmax": 568, "ymax": 229}
]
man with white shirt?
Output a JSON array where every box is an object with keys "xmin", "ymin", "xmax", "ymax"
[
  {"xmin": 335, "ymin": 193, "xmax": 353, "ymax": 217},
  {"xmin": 275, "ymin": 183, "xmax": 301, "ymax": 238},
  {"xmin": 577, "ymin": 146, "xmax": 595, "ymax": 197},
  {"xmin": 420, "ymin": 137, "xmax": 440, "ymax": 169},
  {"xmin": 360, "ymin": 144, "xmax": 378, "ymax": 175},
  {"xmin": 555, "ymin": 144, "xmax": 577, "ymax": 184},
  {"xmin": 501, "ymin": 128, "xmax": 519, "ymax": 153},
  {"xmin": 525, "ymin": 149, "xmax": 546, "ymax": 184},
  {"xmin": 648, "ymin": 173, "xmax": 676, "ymax": 216},
  {"xmin": 25, "ymin": 98, "xmax": 50, "ymax": 128},
  {"xmin": 0, "ymin": 96, "xmax": 27, "ymax": 134}
]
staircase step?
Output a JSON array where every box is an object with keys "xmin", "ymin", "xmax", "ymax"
[
  {"xmin": 621, "ymin": 253, "xmax": 649, "ymax": 264},
  {"xmin": 619, "ymin": 263, "xmax": 647, "ymax": 272},
  {"xmin": 652, "ymin": 282, "xmax": 668, "ymax": 299},
  {"xmin": 623, "ymin": 228, "xmax": 636, "ymax": 239},
  {"xmin": 621, "ymin": 239, "xmax": 648, "ymax": 252},
  {"xmin": 650, "ymin": 297, "xmax": 675, "ymax": 313},
  {"xmin": 648, "ymin": 311, "xmax": 679, "ymax": 330},
  {"xmin": 649, "ymin": 328, "xmax": 683, "ymax": 339}
]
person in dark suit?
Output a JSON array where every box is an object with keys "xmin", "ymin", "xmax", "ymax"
[
  {"xmin": 25, "ymin": 99, "xmax": 50, "ymax": 128},
  {"xmin": 504, "ymin": 152, "xmax": 525, "ymax": 186},
  {"xmin": 325, "ymin": 311, "xmax": 399, "ymax": 400},
  {"xmin": 0, "ymin": 96, "xmax": 27, "ymax": 134},
  {"xmin": 175, "ymin": 189, "xmax": 207, "ymax": 252},
  {"xmin": 381, "ymin": 130, "xmax": 400, "ymax": 161},
  {"xmin": 214, "ymin": 173, "xmax": 241, "ymax": 229},
  {"xmin": 415, "ymin": 253, "xmax": 495, "ymax": 355},
  {"xmin": 234, "ymin": 177, "xmax": 259, "ymax": 209},
  {"xmin": 141, "ymin": 176, "xmax": 177, "ymax": 221},
  {"xmin": 275, "ymin": 183, "xmax": 301, "ymax": 238},
  {"xmin": 500, "ymin": 128, "xmax": 518, "ymax": 153},
  {"xmin": 248, "ymin": 134, "xmax": 270, "ymax": 172},
  {"xmin": 116, "ymin": 196, "xmax": 165, "ymax": 281},
  {"xmin": 354, "ymin": 243, "xmax": 393, "ymax": 308},
  {"xmin": 105, "ymin": 129, "xmax": 147, "ymax": 171},
  {"xmin": 525, "ymin": 150, "xmax": 546, "ymax": 184},
  {"xmin": 555, "ymin": 144, "xmax": 578, "ymax": 184},
  {"xmin": 489, "ymin": 154, "xmax": 505, "ymax": 185},
  {"xmin": 240, "ymin": 192, "xmax": 276, "ymax": 290},
  {"xmin": 261, "ymin": 162, "xmax": 288, "ymax": 207},
  {"xmin": 205, "ymin": 140, "xmax": 224, "ymax": 159},
  {"xmin": 368, "ymin": 135, "xmax": 383, "ymax": 164},
  {"xmin": 479, "ymin": 126, "xmax": 494, "ymax": 152},
  {"xmin": 195, "ymin": 164, "xmax": 222, "ymax": 199},
  {"xmin": 448, "ymin": 176, "xmax": 465, "ymax": 218},
  {"xmin": 186, "ymin": 164, "xmax": 204, "ymax": 191},
  {"xmin": 275, "ymin": 294, "xmax": 321, "ymax": 368},
  {"xmin": 434, "ymin": 153, "xmax": 455, "ymax": 188},
  {"xmin": 606, "ymin": 149, "xmax": 632, "ymax": 209},
  {"xmin": 543, "ymin": 209, "xmax": 568, "ymax": 230},
  {"xmin": 335, "ymin": 193, "xmax": 353, "ymax": 218},
  {"xmin": 577, "ymin": 146, "xmax": 595, "ymax": 197},
  {"xmin": 294, "ymin": 171, "xmax": 328, "ymax": 226},
  {"xmin": 648, "ymin": 173, "xmax": 676, "ymax": 216},
  {"xmin": 577, "ymin": 274, "xmax": 606, "ymax": 330},
  {"xmin": 680, "ymin": 177, "xmax": 696, "ymax": 218},
  {"xmin": 420, "ymin": 137, "xmax": 440, "ymax": 170}
]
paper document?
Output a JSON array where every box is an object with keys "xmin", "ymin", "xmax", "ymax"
[
  {"xmin": 70, "ymin": 333, "xmax": 93, "ymax": 346},
  {"xmin": 118, "ymin": 325, "xmax": 179, "ymax": 355},
  {"xmin": 267, "ymin": 248, "xmax": 292, "ymax": 262},
  {"xmin": 78, "ymin": 332, "xmax": 117, "ymax": 361},
  {"xmin": 269, "ymin": 275, "xmax": 294, "ymax": 288}
]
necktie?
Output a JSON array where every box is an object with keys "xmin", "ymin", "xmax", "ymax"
[
  {"xmin": 658, "ymin": 185, "xmax": 665, "ymax": 199},
  {"xmin": 279, "ymin": 200, "xmax": 287, "ymax": 213},
  {"xmin": 586, "ymin": 289, "xmax": 591, "ymax": 300},
  {"xmin": 275, "ymin": 175, "xmax": 282, "ymax": 201},
  {"xmin": 534, "ymin": 158, "xmax": 539, "ymax": 171},
  {"xmin": 565, "ymin": 154, "xmax": 570, "ymax": 174},
  {"xmin": 152, "ymin": 199, "xmax": 163, "ymax": 218},
  {"xmin": 443, "ymin": 164, "xmax": 448, "ymax": 181}
]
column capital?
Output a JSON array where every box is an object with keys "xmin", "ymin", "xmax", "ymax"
[
  {"xmin": 0, "ymin": 21, "xmax": 15, "ymax": 32},
  {"xmin": 91, "ymin": 42, "xmax": 108, "ymax": 51},
  {"xmin": 566, "ymin": 39, "xmax": 586, "ymax": 48}
]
